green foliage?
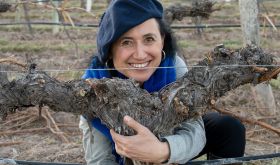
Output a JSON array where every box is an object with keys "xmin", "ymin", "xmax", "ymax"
[
  {"xmin": 0, "ymin": 38, "xmax": 96, "ymax": 53},
  {"xmin": 223, "ymin": 39, "xmax": 243, "ymax": 49},
  {"xmin": 55, "ymin": 71, "xmax": 84, "ymax": 80},
  {"xmin": 0, "ymin": 42, "xmax": 67, "ymax": 53},
  {"xmin": 0, "ymin": 25, "xmax": 96, "ymax": 32},
  {"xmin": 79, "ymin": 44, "xmax": 96, "ymax": 50},
  {"xmin": 271, "ymin": 159, "xmax": 280, "ymax": 165},
  {"xmin": 0, "ymin": 26, "xmax": 22, "ymax": 32},
  {"xmin": 0, "ymin": 38, "xmax": 9, "ymax": 45},
  {"xmin": 270, "ymin": 76, "xmax": 280, "ymax": 89},
  {"xmin": 261, "ymin": 38, "xmax": 280, "ymax": 49},
  {"xmin": 92, "ymin": 3, "xmax": 107, "ymax": 11},
  {"xmin": 244, "ymin": 158, "xmax": 280, "ymax": 165},
  {"xmin": 177, "ymin": 40, "xmax": 197, "ymax": 48}
]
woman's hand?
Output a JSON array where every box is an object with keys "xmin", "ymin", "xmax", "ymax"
[{"xmin": 110, "ymin": 115, "xmax": 170, "ymax": 163}]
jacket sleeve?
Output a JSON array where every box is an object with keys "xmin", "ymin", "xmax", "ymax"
[
  {"xmin": 162, "ymin": 116, "xmax": 206, "ymax": 164},
  {"xmin": 79, "ymin": 116, "xmax": 119, "ymax": 165},
  {"xmin": 175, "ymin": 55, "xmax": 188, "ymax": 78}
]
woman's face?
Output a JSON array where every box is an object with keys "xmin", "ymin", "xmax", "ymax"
[{"xmin": 111, "ymin": 18, "xmax": 164, "ymax": 84}]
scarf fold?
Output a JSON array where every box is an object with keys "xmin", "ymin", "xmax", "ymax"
[{"xmin": 82, "ymin": 55, "xmax": 176, "ymax": 164}]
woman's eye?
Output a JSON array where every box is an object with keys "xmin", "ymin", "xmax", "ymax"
[
  {"xmin": 121, "ymin": 40, "xmax": 132, "ymax": 47},
  {"xmin": 145, "ymin": 37, "xmax": 155, "ymax": 43}
]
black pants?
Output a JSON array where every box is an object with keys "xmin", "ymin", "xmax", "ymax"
[{"xmin": 195, "ymin": 112, "xmax": 246, "ymax": 160}]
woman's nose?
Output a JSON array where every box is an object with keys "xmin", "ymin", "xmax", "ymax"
[{"xmin": 134, "ymin": 44, "xmax": 147, "ymax": 59}]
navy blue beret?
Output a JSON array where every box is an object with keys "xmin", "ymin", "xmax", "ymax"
[{"xmin": 96, "ymin": 0, "xmax": 163, "ymax": 64}]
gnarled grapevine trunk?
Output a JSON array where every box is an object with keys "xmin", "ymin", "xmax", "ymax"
[
  {"xmin": 164, "ymin": 0, "xmax": 217, "ymax": 24},
  {"xmin": 0, "ymin": 45, "xmax": 277, "ymax": 137}
]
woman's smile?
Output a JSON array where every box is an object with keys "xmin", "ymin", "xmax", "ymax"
[{"xmin": 129, "ymin": 61, "xmax": 150, "ymax": 68}]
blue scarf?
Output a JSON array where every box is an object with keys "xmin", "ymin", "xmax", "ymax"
[{"xmin": 82, "ymin": 56, "xmax": 176, "ymax": 164}]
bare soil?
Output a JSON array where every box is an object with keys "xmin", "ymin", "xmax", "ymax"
[{"xmin": 0, "ymin": 0, "xmax": 279, "ymax": 164}]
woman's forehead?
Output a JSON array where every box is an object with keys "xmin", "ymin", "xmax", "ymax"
[{"xmin": 120, "ymin": 18, "xmax": 160, "ymax": 38}]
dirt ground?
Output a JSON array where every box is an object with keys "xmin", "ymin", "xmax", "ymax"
[{"xmin": 0, "ymin": 0, "xmax": 280, "ymax": 164}]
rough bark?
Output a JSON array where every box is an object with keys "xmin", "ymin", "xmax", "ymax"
[
  {"xmin": 0, "ymin": 45, "xmax": 277, "ymax": 138},
  {"xmin": 0, "ymin": 1, "xmax": 11, "ymax": 13},
  {"xmin": 164, "ymin": 0, "xmax": 217, "ymax": 24}
]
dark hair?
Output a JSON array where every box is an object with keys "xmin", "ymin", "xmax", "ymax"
[
  {"xmin": 155, "ymin": 18, "xmax": 178, "ymax": 58},
  {"xmin": 89, "ymin": 18, "xmax": 178, "ymax": 69}
]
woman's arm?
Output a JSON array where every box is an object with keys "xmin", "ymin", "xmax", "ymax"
[
  {"xmin": 79, "ymin": 117, "xmax": 119, "ymax": 165},
  {"xmin": 162, "ymin": 116, "xmax": 206, "ymax": 164},
  {"xmin": 175, "ymin": 55, "xmax": 188, "ymax": 78}
]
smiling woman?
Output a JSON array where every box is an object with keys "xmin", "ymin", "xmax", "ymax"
[
  {"xmin": 79, "ymin": 0, "xmax": 245, "ymax": 165},
  {"xmin": 111, "ymin": 18, "xmax": 163, "ymax": 84}
]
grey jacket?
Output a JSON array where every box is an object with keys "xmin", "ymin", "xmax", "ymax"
[{"xmin": 79, "ymin": 56, "xmax": 206, "ymax": 164}]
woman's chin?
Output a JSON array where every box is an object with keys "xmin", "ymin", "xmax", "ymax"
[
  {"xmin": 125, "ymin": 70, "xmax": 155, "ymax": 83},
  {"xmin": 130, "ymin": 75, "xmax": 151, "ymax": 84}
]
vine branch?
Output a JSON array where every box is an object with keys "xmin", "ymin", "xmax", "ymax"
[{"xmin": 0, "ymin": 45, "xmax": 278, "ymax": 138}]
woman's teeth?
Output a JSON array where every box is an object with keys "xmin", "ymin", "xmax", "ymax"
[{"xmin": 131, "ymin": 62, "xmax": 149, "ymax": 68}]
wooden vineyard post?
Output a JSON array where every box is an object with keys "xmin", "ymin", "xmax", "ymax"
[
  {"xmin": 86, "ymin": 0, "xmax": 92, "ymax": 12},
  {"xmin": 192, "ymin": 0, "xmax": 203, "ymax": 36},
  {"xmin": 239, "ymin": 0, "xmax": 276, "ymax": 115},
  {"xmin": 80, "ymin": 0, "xmax": 92, "ymax": 12},
  {"xmin": 52, "ymin": 1, "xmax": 60, "ymax": 35},
  {"xmin": 37, "ymin": 0, "xmax": 43, "ymax": 5},
  {"xmin": 22, "ymin": 0, "xmax": 33, "ymax": 36},
  {"xmin": 15, "ymin": 0, "xmax": 22, "ymax": 23}
]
